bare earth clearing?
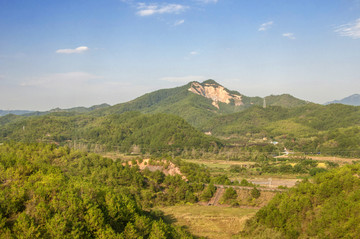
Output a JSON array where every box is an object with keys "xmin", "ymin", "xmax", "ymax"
[{"xmin": 158, "ymin": 205, "xmax": 257, "ymax": 239}]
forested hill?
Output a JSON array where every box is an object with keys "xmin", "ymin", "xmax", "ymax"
[
  {"xmin": 0, "ymin": 143, "xmax": 197, "ymax": 238},
  {"xmin": 91, "ymin": 80, "xmax": 308, "ymax": 128},
  {"xmin": 207, "ymin": 103, "xmax": 360, "ymax": 136},
  {"xmin": 0, "ymin": 112, "xmax": 221, "ymax": 154},
  {"xmin": 325, "ymin": 93, "xmax": 360, "ymax": 106},
  {"xmin": 25, "ymin": 103, "xmax": 111, "ymax": 116},
  {"xmin": 205, "ymin": 103, "xmax": 360, "ymax": 157},
  {"xmin": 241, "ymin": 164, "xmax": 360, "ymax": 238}
]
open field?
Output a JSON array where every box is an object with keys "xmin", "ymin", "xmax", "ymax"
[
  {"xmin": 276, "ymin": 155, "xmax": 360, "ymax": 164},
  {"xmin": 184, "ymin": 159, "xmax": 256, "ymax": 168},
  {"xmin": 249, "ymin": 178, "xmax": 299, "ymax": 188},
  {"xmin": 184, "ymin": 158, "xmax": 301, "ymax": 187},
  {"xmin": 308, "ymin": 156, "xmax": 360, "ymax": 163},
  {"xmin": 100, "ymin": 152, "xmax": 139, "ymax": 161},
  {"xmin": 184, "ymin": 159, "xmax": 255, "ymax": 175},
  {"xmin": 157, "ymin": 205, "xmax": 258, "ymax": 239}
]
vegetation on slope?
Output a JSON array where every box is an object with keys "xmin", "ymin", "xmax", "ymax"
[
  {"xmin": 0, "ymin": 112, "xmax": 221, "ymax": 154},
  {"xmin": 92, "ymin": 81, "xmax": 307, "ymax": 128},
  {"xmin": 241, "ymin": 164, "xmax": 360, "ymax": 238},
  {"xmin": 264, "ymin": 94, "xmax": 308, "ymax": 108},
  {"xmin": 207, "ymin": 104, "xmax": 360, "ymax": 157},
  {"xmin": 0, "ymin": 143, "xmax": 198, "ymax": 238}
]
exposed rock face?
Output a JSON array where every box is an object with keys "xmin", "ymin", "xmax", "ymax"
[
  {"xmin": 188, "ymin": 81, "xmax": 243, "ymax": 109},
  {"xmin": 126, "ymin": 159, "xmax": 188, "ymax": 181}
]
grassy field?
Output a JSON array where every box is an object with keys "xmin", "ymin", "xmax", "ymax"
[
  {"xmin": 157, "ymin": 205, "xmax": 258, "ymax": 239},
  {"xmin": 184, "ymin": 158, "xmax": 301, "ymax": 187},
  {"xmin": 184, "ymin": 158, "xmax": 256, "ymax": 176},
  {"xmin": 277, "ymin": 155, "xmax": 360, "ymax": 164}
]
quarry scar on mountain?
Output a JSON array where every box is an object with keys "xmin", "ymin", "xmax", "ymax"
[{"xmin": 188, "ymin": 82, "xmax": 244, "ymax": 109}]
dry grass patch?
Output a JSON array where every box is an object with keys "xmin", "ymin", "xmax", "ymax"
[{"xmin": 157, "ymin": 205, "xmax": 257, "ymax": 239}]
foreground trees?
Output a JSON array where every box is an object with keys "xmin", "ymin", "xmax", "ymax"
[
  {"xmin": 241, "ymin": 163, "xmax": 360, "ymax": 238},
  {"xmin": 0, "ymin": 143, "xmax": 194, "ymax": 238}
]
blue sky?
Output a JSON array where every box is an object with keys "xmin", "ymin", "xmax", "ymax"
[{"xmin": 1, "ymin": 0, "xmax": 360, "ymax": 110}]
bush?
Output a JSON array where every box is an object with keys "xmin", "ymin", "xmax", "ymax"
[
  {"xmin": 251, "ymin": 187, "xmax": 261, "ymax": 199},
  {"xmin": 309, "ymin": 167, "xmax": 327, "ymax": 176},
  {"xmin": 221, "ymin": 187, "xmax": 238, "ymax": 203}
]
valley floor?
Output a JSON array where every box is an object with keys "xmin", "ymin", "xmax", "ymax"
[{"xmin": 157, "ymin": 205, "xmax": 258, "ymax": 239}]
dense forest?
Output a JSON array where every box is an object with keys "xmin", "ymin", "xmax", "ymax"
[
  {"xmin": 240, "ymin": 164, "xmax": 360, "ymax": 238},
  {"xmin": 206, "ymin": 104, "xmax": 360, "ymax": 157},
  {"xmin": 0, "ymin": 143, "xmax": 222, "ymax": 238},
  {"xmin": 0, "ymin": 112, "xmax": 221, "ymax": 154},
  {"xmin": 1, "ymin": 104, "xmax": 359, "ymax": 157}
]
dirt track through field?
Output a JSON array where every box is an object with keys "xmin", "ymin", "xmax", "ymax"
[{"xmin": 208, "ymin": 187, "xmax": 225, "ymax": 206}]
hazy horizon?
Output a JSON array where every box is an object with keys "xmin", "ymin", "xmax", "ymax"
[{"xmin": 1, "ymin": 0, "xmax": 360, "ymax": 111}]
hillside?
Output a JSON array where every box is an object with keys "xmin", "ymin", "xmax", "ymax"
[
  {"xmin": 264, "ymin": 94, "xmax": 308, "ymax": 108},
  {"xmin": 1, "ymin": 81, "xmax": 358, "ymax": 157},
  {"xmin": 0, "ymin": 143, "xmax": 201, "ymax": 238},
  {"xmin": 0, "ymin": 112, "xmax": 220, "ymax": 154},
  {"xmin": 240, "ymin": 164, "xmax": 360, "ymax": 238},
  {"xmin": 93, "ymin": 80, "xmax": 307, "ymax": 128},
  {"xmin": 204, "ymin": 103, "xmax": 360, "ymax": 157},
  {"xmin": 325, "ymin": 94, "xmax": 360, "ymax": 106},
  {"xmin": 25, "ymin": 103, "xmax": 110, "ymax": 116}
]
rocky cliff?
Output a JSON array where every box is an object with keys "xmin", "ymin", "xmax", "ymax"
[{"xmin": 188, "ymin": 81, "xmax": 243, "ymax": 109}]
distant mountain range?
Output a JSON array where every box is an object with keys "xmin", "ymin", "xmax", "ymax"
[
  {"xmin": 1, "ymin": 80, "xmax": 359, "ymax": 156},
  {"xmin": 0, "ymin": 103, "xmax": 110, "ymax": 117},
  {"xmin": 0, "ymin": 110, "xmax": 34, "ymax": 117},
  {"xmin": 325, "ymin": 94, "xmax": 360, "ymax": 106},
  {"xmin": 0, "ymin": 80, "xmax": 309, "ymax": 118}
]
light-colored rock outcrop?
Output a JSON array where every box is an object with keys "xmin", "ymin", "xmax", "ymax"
[{"xmin": 188, "ymin": 82, "xmax": 243, "ymax": 109}]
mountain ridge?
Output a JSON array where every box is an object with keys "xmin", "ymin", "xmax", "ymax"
[
  {"xmin": 0, "ymin": 110, "xmax": 34, "ymax": 117},
  {"xmin": 325, "ymin": 93, "xmax": 360, "ymax": 106},
  {"xmin": 92, "ymin": 80, "xmax": 308, "ymax": 127}
]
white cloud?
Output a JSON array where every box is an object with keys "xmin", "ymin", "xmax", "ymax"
[
  {"xmin": 137, "ymin": 3, "xmax": 187, "ymax": 16},
  {"xmin": 335, "ymin": 18, "xmax": 360, "ymax": 39},
  {"xmin": 174, "ymin": 19, "xmax": 185, "ymax": 26},
  {"xmin": 190, "ymin": 51, "xmax": 199, "ymax": 55},
  {"xmin": 282, "ymin": 33, "xmax": 296, "ymax": 40},
  {"xmin": 161, "ymin": 75, "xmax": 207, "ymax": 83},
  {"xmin": 258, "ymin": 21, "xmax": 273, "ymax": 31},
  {"xmin": 56, "ymin": 46, "xmax": 89, "ymax": 54}
]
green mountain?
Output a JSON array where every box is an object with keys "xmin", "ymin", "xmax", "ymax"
[
  {"xmin": 325, "ymin": 93, "xmax": 360, "ymax": 106},
  {"xmin": 94, "ymin": 80, "xmax": 307, "ymax": 128},
  {"xmin": 2, "ymin": 80, "xmax": 358, "ymax": 157},
  {"xmin": 206, "ymin": 103, "xmax": 360, "ymax": 157},
  {"xmin": 26, "ymin": 103, "xmax": 110, "ymax": 116},
  {"xmin": 264, "ymin": 94, "xmax": 308, "ymax": 108},
  {"xmin": 0, "ymin": 111, "xmax": 220, "ymax": 154}
]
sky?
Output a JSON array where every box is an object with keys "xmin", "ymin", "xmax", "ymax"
[{"xmin": 1, "ymin": 0, "xmax": 360, "ymax": 110}]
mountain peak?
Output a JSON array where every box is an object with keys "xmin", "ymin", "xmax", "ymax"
[
  {"xmin": 188, "ymin": 80, "xmax": 243, "ymax": 109},
  {"xmin": 325, "ymin": 94, "xmax": 360, "ymax": 106},
  {"xmin": 201, "ymin": 79, "xmax": 221, "ymax": 85}
]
